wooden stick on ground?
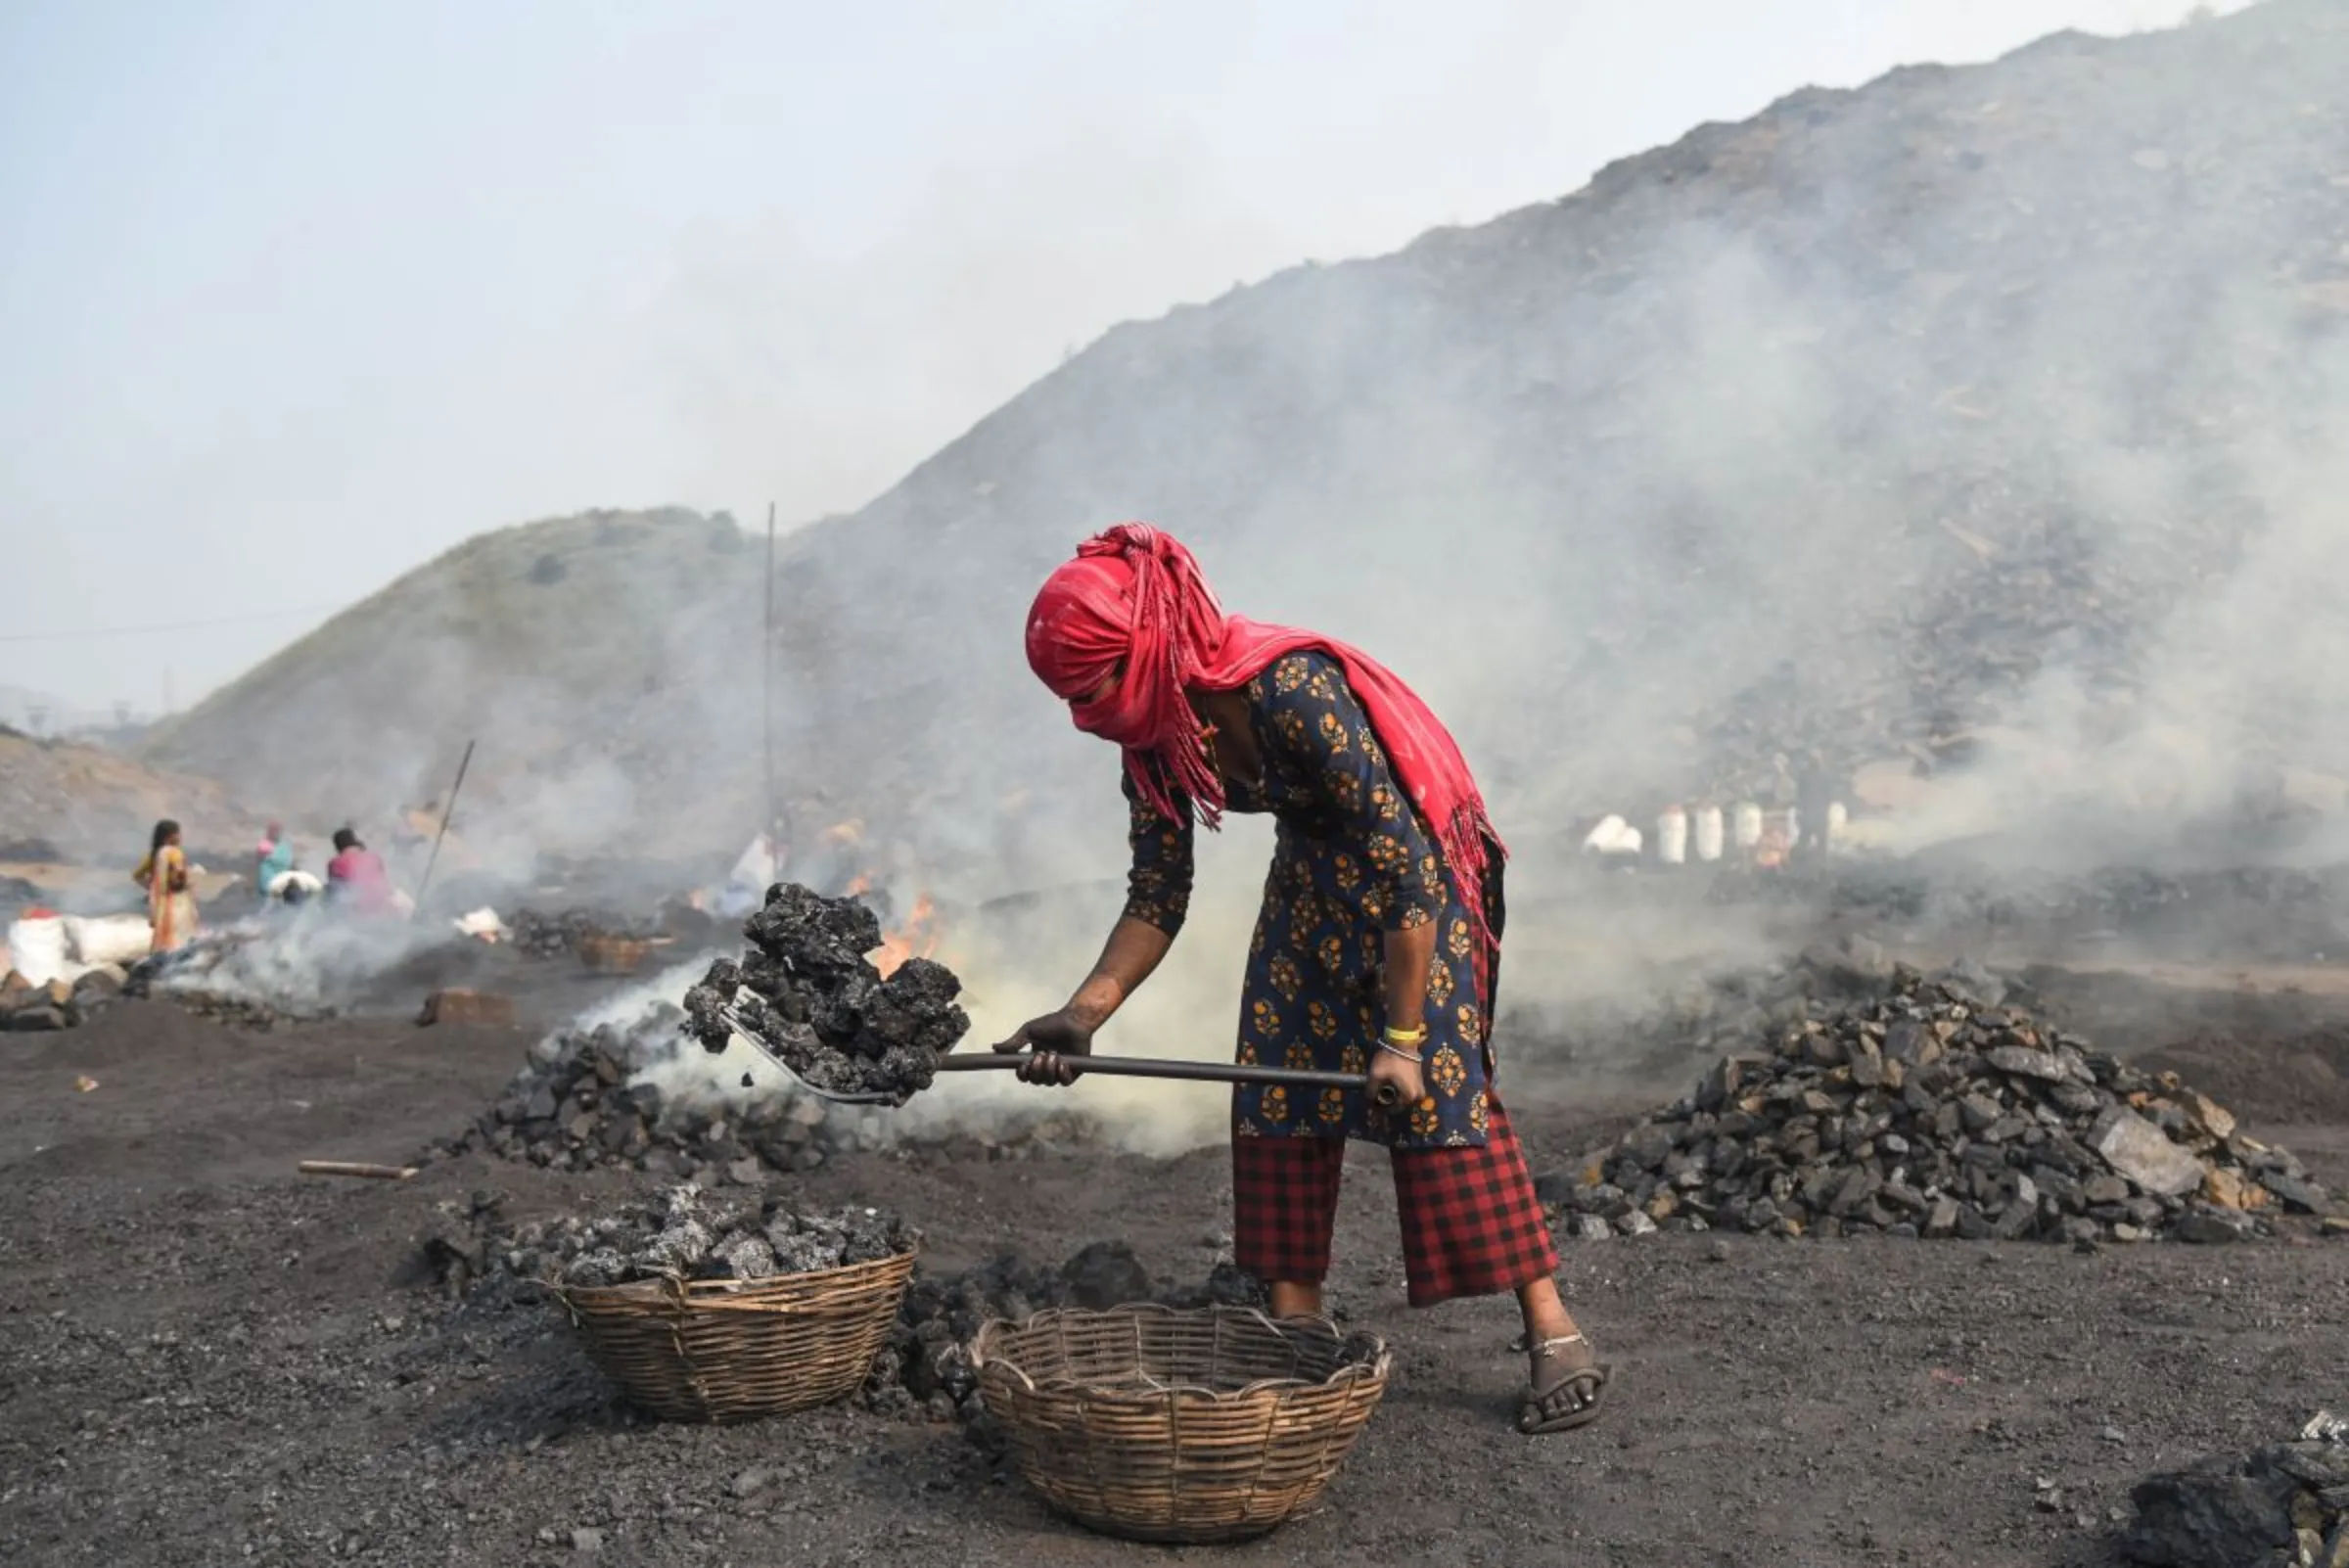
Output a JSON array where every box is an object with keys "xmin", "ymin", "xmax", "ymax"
[{"xmin": 298, "ymin": 1160, "xmax": 419, "ymax": 1181}]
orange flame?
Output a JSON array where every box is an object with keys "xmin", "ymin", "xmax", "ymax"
[{"xmin": 872, "ymin": 893, "xmax": 939, "ymax": 980}]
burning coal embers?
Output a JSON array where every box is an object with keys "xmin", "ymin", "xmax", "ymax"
[
  {"xmin": 682, "ymin": 882, "xmax": 970, "ymax": 1105},
  {"xmin": 487, "ymin": 1183, "xmax": 914, "ymax": 1288},
  {"xmin": 1549, "ymin": 962, "xmax": 2339, "ymax": 1245}
]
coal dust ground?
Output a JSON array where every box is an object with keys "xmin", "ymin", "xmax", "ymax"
[{"xmin": 3, "ymin": 980, "xmax": 2347, "ymax": 1568}]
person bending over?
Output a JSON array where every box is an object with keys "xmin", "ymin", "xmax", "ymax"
[{"xmin": 999, "ymin": 523, "xmax": 1610, "ymax": 1434}]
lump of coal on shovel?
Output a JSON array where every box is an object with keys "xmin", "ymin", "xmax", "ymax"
[{"xmin": 681, "ymin": 881, "xmax": 970, "ymax": 1106}]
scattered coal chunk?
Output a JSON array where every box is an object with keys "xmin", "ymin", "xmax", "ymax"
[
  {"xmin": 1059, "ymin": 1239, "xmax": 1153, "ymax": 1311},
  {"xmin": 1543, "ymin": 958, "xmax": 2338, "ymax": 1245},
  {"xmin": 682, "ymin": 882, "xmax": 970, "ymax": 1105},
  {"xmin": 2119, "ymin": 1421, "xmax": 2349, "ymax": 1567}
]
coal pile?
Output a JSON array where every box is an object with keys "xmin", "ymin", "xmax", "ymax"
[
  {"xmin": 490, "ymin": 1183, "xmax": 912, "ymax": 1289},
  {"xmin": 1507, "ymin": 940, "xmax": 1898, "ymax": 1088},
  {"xmin": 508, "ymin": 907, "xmax": 659, "ymax": 960},
  {"xmin": 424, "ymin": 1006, "xmax": 872, "ymax": 1178},
  {"xmin": 427, "ymin": 995, "xmax": 1114, "ymax": 1180},
  {"xmin": 0, "ymin": 963, "xmax": 124, "ymax": 1032},
  {"xmin": 1548, "ymin": 962, "xmax": 2338, "ymax": 1245},
  {"xmin": 2119, "ymin": 1414, "xmax": 2349, "ymax": 1568},
  {"xmin": 682, "ymin": 883, "xmax": 969, "ymax": 1105}
]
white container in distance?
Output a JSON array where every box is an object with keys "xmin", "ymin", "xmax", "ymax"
[
  {"xmin": 1732, "ymin": 803, "xmax": 1764, "ymax": 852},
  {"xmin": 63, "ymin": 913, "xmax": 153, "ymax": 967},
  {"xmin": 1693, "ymin": 806, "xmax": 1726, "ymax": 862},
  {"xmin": 1582, "ymin": 814, "xmax": 1630, "ymax": 854},
  {"xmin": 1656, "ymin": 807, "xmax": 1688, "ymax": 866},
  {"xmin": 5, "ymin": 914, "xmax": 70, "ymax": 987}
]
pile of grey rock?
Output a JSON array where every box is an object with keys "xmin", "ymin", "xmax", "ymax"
[
  {"xmin": 1546, "ymin": 963, "xmax": 2337, "ymax": 1244},
  {"xmin": 0, "ymin": 964, "xmax": 122, "ymax": 1032}
]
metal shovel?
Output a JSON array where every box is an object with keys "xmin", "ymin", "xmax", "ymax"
[{"xmin": 717, "ymin": 1003, "xmax": 1404, "ymax": 1110}]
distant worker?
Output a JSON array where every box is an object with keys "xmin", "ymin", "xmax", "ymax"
[
  {"xmin": 718, "ymin": 825, "xmax": 785, "ymax": 917},
  {"xmin": 256, "ymin": 821, "xmax": 295, "ymax": 893},
  {"xmin": 325, "ymin": 828, "xmax": 396, "ymax": 916},
  {"xmin": 133, "ymin": 818, "xmax": 199, "ymax": 951},
  {"xmin": 270, "ymin": 869, "xmax": 325, "ymax": 907}
]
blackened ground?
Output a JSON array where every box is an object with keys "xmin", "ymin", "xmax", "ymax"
[{"xmin": 3, "ymin": 984, "xmax": 2347, "ymax": 1568}]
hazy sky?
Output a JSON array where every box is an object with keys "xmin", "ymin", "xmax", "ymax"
[{"xmin": 0, "ymin": 0, "xmax": 2240, "ymax": 718}]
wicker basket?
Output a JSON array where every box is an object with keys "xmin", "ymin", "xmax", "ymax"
[
  {"xmin": 550, "ymin": 1247, "xmax": 915, "ymax": 1422},
  {"xmin": 973, "ymin": 1305, "xmax": 1392, "ymax": 1544},
  {"xmin": 578, "ymin": 935, "xmax": 651, "ymax": 976}
]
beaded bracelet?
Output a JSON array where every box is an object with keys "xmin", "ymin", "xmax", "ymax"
[{"xmin": 1375, "ymin": 1038, "xmax": 1423, "ymax": 1065}]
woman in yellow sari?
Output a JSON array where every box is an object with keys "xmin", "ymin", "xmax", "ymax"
[{"xmin": 133, "ymin": 819, "xmax": 199, "ymax": 952}]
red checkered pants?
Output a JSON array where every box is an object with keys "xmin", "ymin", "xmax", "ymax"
[{"xmin": 1231, "ymin": 1099, "xmax": 1558, "ymax": 1308}]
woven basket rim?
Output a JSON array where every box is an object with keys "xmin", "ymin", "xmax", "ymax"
[
  {"xmin": 971, "ymin": 1303, "xmax": 1392, "ymax": 1403},
  {"xmin": 547, "ymin": 1242, "xmax": 918, "ymax": 1311}
]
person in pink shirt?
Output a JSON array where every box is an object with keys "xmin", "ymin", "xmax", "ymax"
[{"xmin": 325, "ymin": 828, "xmax": 396, "ymax": 916}]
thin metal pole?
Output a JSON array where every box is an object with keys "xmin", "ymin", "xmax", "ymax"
[
  {"xmin": 412, "ymin": 739, "xmax": 475, "ymax": 912},
  {"xmin": 763, "ymin": 502, "xmax": 777, "ymax": 844}
]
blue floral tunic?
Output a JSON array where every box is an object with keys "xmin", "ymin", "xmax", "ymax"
[{"xmin": 1121, "ymin": 651, "xmax": 1497, "ymax": 1150}]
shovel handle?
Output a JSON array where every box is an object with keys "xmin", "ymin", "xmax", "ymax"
[{"xmin": 938, "ymin": 1052, "xmax": 1405, "ymax": 1109}]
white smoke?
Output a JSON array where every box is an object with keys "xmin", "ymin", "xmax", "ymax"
[{"xmin": 156, "ymin": 907, "xmax": 443, "ymax": 1014}]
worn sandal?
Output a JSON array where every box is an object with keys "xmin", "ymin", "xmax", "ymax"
[{"xmin": 1519, "ymin": 1332, "xmax": 1610, "ymax": 1435}]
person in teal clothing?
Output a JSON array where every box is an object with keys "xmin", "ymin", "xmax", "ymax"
[{"xmin": 256, "ymin": 822, "xmax": 295, "ymax": 897}]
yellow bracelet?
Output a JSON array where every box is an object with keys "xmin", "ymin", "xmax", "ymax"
[{"xmin": 1381, "ymin": 1024, "xmax": 1428, "ymax": 1048}]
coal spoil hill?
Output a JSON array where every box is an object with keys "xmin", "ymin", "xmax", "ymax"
[{"xmin": 769, "ymin": 0, "xmax": 2349, "ymax": 863}]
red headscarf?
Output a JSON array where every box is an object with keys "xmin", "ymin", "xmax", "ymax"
[{"xmin": 1025, "ymin": 523, "xmax": 1505, "ymax": 953}]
